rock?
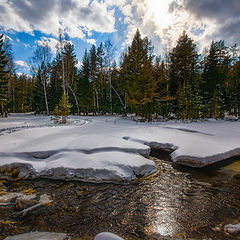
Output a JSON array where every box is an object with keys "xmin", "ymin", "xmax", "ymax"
[
  {"xmin": 17, "ymin": 194, "xmax": 52, "ymax": 218},
  {"xmin": 15, "ymin": 195, "xmax": 38, "ymax": 210},
  {"xmin": 212, "ymin": 226, "xmax": 221, "ymax": 232},
  {"xmin": 94, "ymin": 232, "xmax": 124, "ymax": 240},
  {"xmin": 4, "ymin": 231, "xmax": 70, "ymax": 240},
  {"xmin": 224, "ymin": 223, "xmax": 240, "ymax": 234},
  {"xmin": 0, "ymin": 193, "xmax": 36, "ymax": 206},
  {"xmin": 224, "ymin": 115, "xmax": 239, "ymax": 121}
]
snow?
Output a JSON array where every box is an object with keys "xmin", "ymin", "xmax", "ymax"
[{"xmin": 0, "ymin": 113, "xmax": 240, "ymax": 182}]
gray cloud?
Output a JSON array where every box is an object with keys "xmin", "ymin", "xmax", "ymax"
[
  {"xmin": 183, "ymin": 0, "xmax": 240, "ymax": 21},
  {"xmin": 182, "ymin": 0, "xmax": 240, "ymax": 45},
  {"xmin": 0, "ymin": 0, "xmax": 116, "ymax": 40}
]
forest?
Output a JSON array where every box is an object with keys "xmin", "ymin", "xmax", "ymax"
[{"xmin": 0, "ymin": 29, "xmax": 240, "ymax": 120}]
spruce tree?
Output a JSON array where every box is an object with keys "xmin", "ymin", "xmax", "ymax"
[
  {"xmin": 90, "ymin": 45, "xmax": 98, "ymax": 114},
  {"xmin": 121, "ymin": 29, "xmax": 157, "ymax": 119},
  {"xmin": 202, "ymin": 41, "xmax": 230, "ymax": 118},
  {"xmin": 0, "ymin": 34, "xmax": 9, "ymax": 117},
  {"xmin": 169, "ymin": 31, "xmax": 199, "ymax": 118},
  {"xmin": 77, "ymin": 50, "xmax": 92, "ymax": 115},
  {"xmin": 62, "ymin": 42, "xmax": 78, "ymax": 114}
]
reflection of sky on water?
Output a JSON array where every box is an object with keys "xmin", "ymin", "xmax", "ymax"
[{"xmin": 144, "ymin": 163, "xmax": 192, "ymax": 237}]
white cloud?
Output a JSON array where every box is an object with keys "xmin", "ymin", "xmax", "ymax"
[
  {"xmin": 116, "ymin": 0, "xmax": 240, "ymax": 56},
  {"xmin": 16, "ymin": 72, "xmax": 32, "ymax": 78},
  {"xmin": 36, "ymin": 36, "xmax": 59, "ymax": 53},
  {"xmin": 0, "ymin": 0, "xmax": 116, "ymax": 44},
  {"xmin": 15, "ymin": 60, "xmax": 28, "ymax": 67}
]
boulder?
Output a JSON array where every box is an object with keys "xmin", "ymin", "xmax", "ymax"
[
  {"xmin": 224, "ymin": 223, "xmax": 240, "ymax": 234},
  {"xmin": 94, "ymin": 232, "xmax": 124, "ymax": 240}
]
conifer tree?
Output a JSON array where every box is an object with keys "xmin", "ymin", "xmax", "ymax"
[
  {"xmin": 121, "ymin": 29, "xmax": 157, "ymax": 119},
  {"xmin": 0, "ymin": 34, "xmax": 9, "ymax": 117},
  {"xmin": 62, "ymin": 42, "xmax": 78, "ymax": 114},
  {"xmin": 30, "ymin": 44, "xmax": 52, "ymax": 115},
  {"xmin": 78, "ymin": 50, "xmax": 92, "ymax": 115},
  {"xmin": 48, "ymin": 53, "xmax": 63, "ymax": 112},
  {"xmin": 54, "ymin": 92, "xmax": 72, "ymax": 124},
  {"xmin": 90, "ymin": 45, "xmax": 98, "ymax": 114},
  {"xmin": 202, "ymin": 41, "xmax": 230, "ymax": 118},
  {"xmin": 169, "ymin": 31, "xmax": 199, "ymax": 118}
]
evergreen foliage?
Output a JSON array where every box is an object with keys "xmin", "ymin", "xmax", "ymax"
[
  {"xmin": 54, "ymin": 93, "xmax": 72, "ymax": 124},
  {"xmin": 0, "ymin": 34, "xmax": 9, "ymax": 117},
  {"xmin": 3, "ymin": 29, "xmax": 240, "ymax": 120}
]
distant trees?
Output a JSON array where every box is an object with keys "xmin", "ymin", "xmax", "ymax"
[
  {"xmin": 29, "ymin": 44, "xmax": 52, "ymax": 115},
  {"xmin": 0, "ymin": 34, "xmax": 11, "ymax": 117},
  {"xmin": 3, "ymin": 29, "xmax": 240, "ymax": 121}
]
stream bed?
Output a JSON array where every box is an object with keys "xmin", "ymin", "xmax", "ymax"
[{"xmin": 0, "ymin": 151, "xmax": 240, "ymax": 240}]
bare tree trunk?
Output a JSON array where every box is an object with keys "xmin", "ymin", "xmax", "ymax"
[
  {"xmin": 67, "ymin": 83, "xmax": 79, "ymax": 115},
  {"xmin": 41, "ymin": 75, "xmax": 49, "ymax": 115},
  {"xmin": 111, "ymin": 85, "xmax": 127, "ymax": 116}
]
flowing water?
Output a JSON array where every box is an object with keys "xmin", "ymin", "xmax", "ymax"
[{"xmin": 1, "ymin": 151, "xmax": 240, "ymax": 240}]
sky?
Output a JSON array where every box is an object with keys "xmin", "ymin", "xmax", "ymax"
[{"xmin": 0, "ymin": 0, "xmax": 240, "ymax": 75}]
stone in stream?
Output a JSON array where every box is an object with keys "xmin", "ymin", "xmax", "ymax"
[
  {"xmin": 4, "ymin": 232, "xmax": 70, "ymax": 240},
  {"xmin": 17, "ymin": 194, "xmax": 52, "ymax": 217},
  {"xmin": 224, "ymin": 223, "xmax": 240, "ymax": 234},
  {"xmin": 0, "ymin": 192, "xmax": 37, "ymax": 206},
  {"xmin": 94, "ymin": 232, "xmax": 124, "ymax": 240}
]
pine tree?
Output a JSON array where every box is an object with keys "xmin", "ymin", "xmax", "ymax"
[
  {"xmin": 48, "ymin": 53, "xmax": 63, "ymax": 113},
  {"xmin": 227, "ymin": 60, "xmax": 240, "ymax": 115},
  {"xmin": 121, "ymin": 29, "xmax": 157, "ymax": 119},
  {"xmin": 54, "ymin": 92, "xmax": 72, "ymax": 124},
  {"xmin": 169, "ymin": 31, "xmax": 198, "ymax": 97},
  {"xmin": 169, "ymin": 31, "xmax": 199, "ymax": 118},
  {"xmin": 30, "ymin": 44, "xmax": 52, "ymax": 115},
  {"xmin": 62, "ymin": 42, "xmax": 78, "ymax": 114},
  {"xmin": 202, "ymin": 41, "xmax": 230, "ymax": 118},
  {"xmin": 90, "ymin": 45, "xmax": 98, "ymax": 114},
  {"xmin": 104, "ymin": 40, "xmax": 115, "ymax": 114},
  {"xmin": 0, "ymin": 34, "xmax": 9, "ymax": 117},
  {"xmin": 77, "ymin": 50, "xmax": 92, "ymax": 115}
]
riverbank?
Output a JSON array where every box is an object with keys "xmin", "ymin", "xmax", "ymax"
[{"xmin": 1, "ymin": 154, "xmax": 240, "ymax": 240}]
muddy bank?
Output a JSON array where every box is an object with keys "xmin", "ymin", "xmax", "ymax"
[{"xmin": 0, "ymin": 153, "xmax": 240, "ymax": 240}]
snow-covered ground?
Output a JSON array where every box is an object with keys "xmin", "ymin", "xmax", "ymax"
[{"xmin": 0, "ymin": 113, "xmax": 240, "ymax": 182}]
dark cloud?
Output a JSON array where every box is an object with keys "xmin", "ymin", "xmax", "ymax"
[
  {"xmin": 183, "ymin": 0, "xmax": 240, "ymax": 22},
  {"xmin": 182, "ymin": 0, "xmax": 240, "ymax": 45},
  {"xmin": 10, "ymin": 0, "xmax": 53, "ymax": 24},
  {"xmin": 0, "ymin": 0, "xmax": 115, "ymax": 39}
]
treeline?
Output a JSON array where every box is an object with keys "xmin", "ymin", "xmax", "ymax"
[{"xmin": 0, "ymin": 29, "xmax": 240, "ymax": 120}]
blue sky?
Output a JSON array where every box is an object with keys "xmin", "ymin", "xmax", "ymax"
[{"xmin": 1, "ymin": 0, "xmax": 240, "ymax": 75}]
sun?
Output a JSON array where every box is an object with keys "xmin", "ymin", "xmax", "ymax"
[{"xmin": 146, "ymin": 0, "xmax": 174, "ymax": 29}]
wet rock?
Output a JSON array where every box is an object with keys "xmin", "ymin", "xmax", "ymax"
[
  {"xmin": 4, "ymin": 231, "xmax": 70, "ymax": 240},
  {"xmin": 224, "ymin": 223, "xmax": 240, "ymax": 234},
  {"xmin": 94, "ymin": 232, "xmax": 124, "ymax": 240},
  {"xmin": 233, "ymin": 173, "xmax": 240, "ymax": 181},
  {"xmin": 0, "ymin": 193, "xmax": 36, "ymax": 206},
  {"xmin": 15, "ymin": 195, "xmax": 38, "ymax": 210},
  {"xmin": 212, "ymin": 226, "xmax": 221, "ymax": 232},
  {"xmin": 17, "ymin": 194, "xmax": 52, "ymax": 217},
  {"xmin": 0, "ymin": 167, "xmax": 20, "ymax": 180}
]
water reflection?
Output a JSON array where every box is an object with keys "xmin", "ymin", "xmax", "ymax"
[{"xmin": 1, "ymin": 154, "xmax": 240, "ymax": 240}]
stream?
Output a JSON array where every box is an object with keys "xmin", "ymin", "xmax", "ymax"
[{"xmin": 0, "ymin": 150, "xmax": 240, "ymax": 240}]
